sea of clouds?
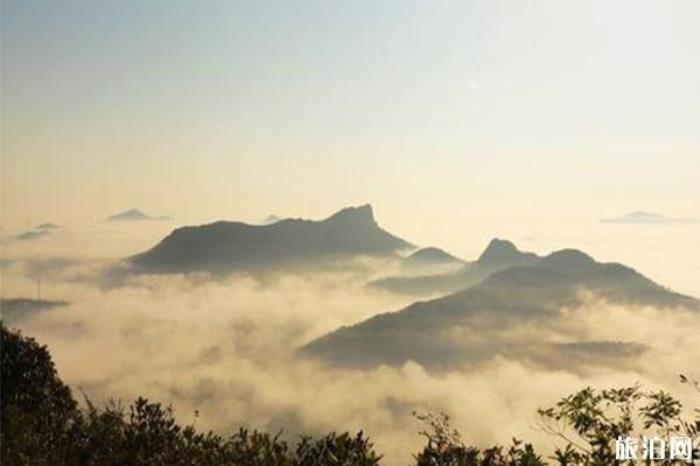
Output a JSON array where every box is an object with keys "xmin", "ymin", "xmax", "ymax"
[{"xmin": 1, "ymin": 222, "xmax": 698, "ymax": 465}]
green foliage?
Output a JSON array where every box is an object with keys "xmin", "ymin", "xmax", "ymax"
[
  {"xmin": 74, "ymin": 397, "xmax": 233, "ymax": 465},
  {"xmin": 226, "ymin": 428, "xmax": 293, "ymax": 466},
  {"xmin": 679, "ymin": 374, "xmax": 700, "ymax": 440},
  {"xmin": 2, "ymin": 323, "xmax": 698, "ymax": 465},
  {"xmin": 1, "ymin": 324, "xmax": 81, "ymax": 465},
  {"xmin": 295, "ymin": 431, "xmax": 382, "ymax": 466},
  {"xmin": 0, "ymin": 323, "xmax": 381, "ymax": 466},
  {"xmin": 537, "ymin": 382, "xmax": 698, "ymax": 465},
  {"xmin": 413, "ymin": 411, "xmax": 546, "ymax": 466}
]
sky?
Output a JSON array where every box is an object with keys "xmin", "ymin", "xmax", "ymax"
[{"xmin": 2, "ymin": 0, "xmax": 699, "ymax": 240}]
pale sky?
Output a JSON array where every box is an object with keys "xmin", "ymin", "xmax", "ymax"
[{"xmin": 2, "ymin": 1, "xmax": 699, "ymax": 236}]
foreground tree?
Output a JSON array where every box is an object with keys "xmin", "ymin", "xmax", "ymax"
[
  {"xmin": 537, "ymin": 381, "xmax": 699, "ymax": 465},
  {"xmin": 413, "ymin": 411, "xmax": 546, "ymax": 466},
  {"xmin": 1, "ymin": 324, "xmax": 81, "ymax": 465}
]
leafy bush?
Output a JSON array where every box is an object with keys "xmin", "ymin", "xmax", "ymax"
[
  {"xmin": 413, "ymin": 411, "xmax": 545, "ymax": 466},
  {"xmin": 1, "ymin": 324, "xmax": 81, "ymax": 465},
  {"xmin": 537, "ymin": 382, "xmax": 699, "ymax": 465}
]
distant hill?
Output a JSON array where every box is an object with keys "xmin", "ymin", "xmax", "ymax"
[
  {"xmin": 476, "ymin": 238, "xmax": 539, "ymax": 266},
  {"xmin": 107, "ymin": 209, "xmax": 170, "ymax": 222},
  {"xmin": 1, "ymin": 298, "xmax": 69, "ymax": 324},
  {"xmin": 6, "ymin": 223, "xmax": 61, "ymax": 242},
  {"xmin": 370, "ymin": 238, "xmax": 538, "ymax": 296},
  {"xmin": 129, "ymin": 205, "xmax": 414, "ymax": 273},
  {"xmin": 304, "ymin": 248, "xmax": 698, "ymax": 368},
  {"xmin": 35, "ymin": 223, "xmax": 60, "ymax": 230},
  {"xmin": 14, "ymin": 230, "xmax": 52, "ymax": 241},
  {"xmin": 395, "ymin": 247, "xmax": 465, "ymax": 276},
  {"xmin": 404, "ymin": 247, "xmax": 464, "ymax": 266}
]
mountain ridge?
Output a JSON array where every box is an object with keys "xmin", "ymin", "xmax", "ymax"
[
  {"xmin": 305, "ymin": 246, "xmax": 698, "ymax": 368},
  {"xmin": 107, "ymin": 208, "xmax": 170, "ymax": 222},
  {"xmin": 370, "ymin": 238, "xmax": 539, "ymax": 296},
  {"xmin": 129, "ymin": 204, "xmax": 414, "ymax": 273}
]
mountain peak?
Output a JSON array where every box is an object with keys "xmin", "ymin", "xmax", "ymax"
[
  {"xmin": 601, "ymin": 211, "xmax": 671, "ymax": 224},
  {"xmin": 123, "ymin": 208, "xmax": 146, "ymax": 216},
  {"xmin": 35, "ymin": 223, "xmax": 60, "ymax": 230},
  {"xmin": 108, "ymin": 208, "xmax": 150, "ymax": 221},
  {"xmin": 542, "ymin": 249, "xmax": 595, "ymax": 268},
  {"xmin": 477, "ymin": 238, "xmax": 521, "ymax": 264},
  {"xmin": 107, "ymin": 208, "xmax": 170, "ymax": 222},
  {"xmin": 407, "ymin": 247, "xmax": 462, "ymax": 264},
  {"xmin": 324, "ymin": 204, "xmax": 375, "ymax": 226},
  {"xmin": 131, "ymin": 203, "xmax": 412, "ymax": 273}
]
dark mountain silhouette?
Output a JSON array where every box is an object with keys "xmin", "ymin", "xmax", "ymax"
[
  {"xmin": 129, "ymin": 205, "xmax": 414, "ymax": 273},
  {"xmin": 35, "ymin": 223, "xmax": 60, "ymax": 230},
  {"xmin": 404, "ymin": 247, "xmax": 464, "ymax": 266},
  {"xmin": 391, "ymin": 247, "xmax": 466, "ymax": 278},
  {"xmin": 304, "ymin": 248, "xmax": 698, "ymax": 368},
  {"xmin": 11, "ymin": 223, "xmax": 63, "ymax": 241},
  {"xmin": 1, "ymin": 298, "xmax": 69, "ymax": 324},
  {"xmin": 14, "ymin": 230, "xmax": 51, "ymax": 241},
  {"xmin": 476, "ymin": 238, "xmax": 538, "ymax": 266},
  {"xmin": 107, "ymin": 209, "xmax": 170, "ymax": 222},
  {"xmin": 370, "ymin": 238, "xmax": 538, "ymax": 296}
]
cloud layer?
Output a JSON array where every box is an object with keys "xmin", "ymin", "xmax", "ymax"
[{"xmin": 2, "ymin": 227, "xmax": 698, "ymax": 465}]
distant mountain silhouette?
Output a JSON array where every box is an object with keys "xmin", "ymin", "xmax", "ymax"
[
  {"xmin": 11, "ymin": 223, "xmax": 63, "ymax": 242},
  {"xmin": 371, "ymin": 239, "xmax": 538, "ymax": 296},
  {"xmin": 14, "ymin": 230, "xmax": 51, "ymax": 241},
  {"xmin": 305, "ymin": 248, "xmax": 698, "ymax": 368},
  {"xmin": 395, "ymin": 247, "xmax": 465, "ymax": 276},
  {"xmin": 476, "ymin": 238, "xmax": 538, "ymax": 266},
  {"xmin": 601, "ymin": 211, "xmax": 698, "ymax": 224},
  {"xmin": 129, "ymin": 205, "xmax": 414, "ymax": 273},
  {"xmin": 107, "ymin": 209, "xmax": 170, "ymax": 222},
  {"xmin": 404, "ymin": 247, "xmax": 464, "ymax": 266},
  {"xmin": 1, "ymin": 298, "xmax": 69, "ymax": 324},
  {"xmin": 35, "ymin": 223, "xmax": 59, "ymax": 230}
]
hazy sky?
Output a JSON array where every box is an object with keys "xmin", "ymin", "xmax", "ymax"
[{"xmin": 2, "ymin": 1, "xmax": 699, "ymax": 233}]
